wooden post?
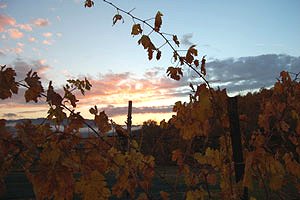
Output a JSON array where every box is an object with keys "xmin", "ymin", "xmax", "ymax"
[
  {"xmin": 227, "ymin": 96, "xmax": 248, "ymax": 200},
  {"xmin": 127, "ymin": 101, "xmax": 132, "ymax": 150},
  {"xmin": 127, "ymin": 100, "xmax": 132, "ymax": 137}
]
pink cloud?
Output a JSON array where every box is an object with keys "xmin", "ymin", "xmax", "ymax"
[
  {"xmin": 42, "ymin": 40, "xmax": 52, "ymax": 45},
  {"xmin": 75, "ymin": 69, "xmax": 187, "ymax": 106},
  {"xmin": 42, "ymin": 32, "xmax": 52, "ymax": 38},
  {"xmin": 28, "ymin": 37, "xmax": 36, "ymax": 42},
  {"xmin": 15, "ymin": 23, "xmax": 32, "ymax": 31},
  {"xmin": 33, "ymin": 18, "xmax": 49, "ymax": 27},
  {"xmin": 17, "ymin": 42, "xmax": 25, "ymax": 47},
  {"xmin": 0, "ymin": 14, "xmax": 16, "ymax": 32},
  {"xmin": 7, "ymin": 28, "xmax": 23, "ymax": 39}
]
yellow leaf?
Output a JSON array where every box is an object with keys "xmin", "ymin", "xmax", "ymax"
[{"xmin": 76, "ymin": 170, "xmax": 110, "ymax": 200}]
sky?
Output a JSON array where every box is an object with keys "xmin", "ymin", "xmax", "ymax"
[{"xmin": 0, "ymin": 0, "xmax": 300, "ymax": 124}]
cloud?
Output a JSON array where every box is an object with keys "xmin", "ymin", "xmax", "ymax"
[
  {"xmin": 77, "ymin": 68, "xmax": 188, "ymax": 106},
  {"xmin": 28, "ymin": 37, "xmax": 37, "ymax": 42},
  {"xmin": 99, "ymin": 105, "xmax": 173, "ymax": 117},
  {"xmin": 1, "ymin": 54, "xmax": 299, "ymax": 121},
  {"xmin": 181, "ymin": 33, "xmax": 193, "ymax": 46},
  {"xmin": 33, "ymin": 18, "xmax": 49, "ymax": 27},
  {"xmin": 2, "ymin": 113, "xmax": 19, "ymax": 118},
  {"xmin": 43, "ymin": 32, "xmax": 52, "ymax": 38},
  {"xmin": 13, "ymin": 47, "xmax": 23, "ymax": 54},
  {"xmin": 15, "ymin": 23, "xmax": 32, "ymax": 31},
  {"xmin": 0, "ymin": 14, "xmax": 16, "ymax": 32},
  {"xmin": 56, "ymin": 32, "xmax": 62, "ymax": 37},
  {"xmin": 8, "ymin": 58, "xmax": 52, "ymax": 82},
  {"xmin": 7, "ymin": 28, "xmax": 23, "ymax": 39},
  {"xmin": 0, "ymin": 49, "xmax": 5, "ymax": 57},
  {"xmin": 42, "ymin": 40, "xmax": 52, "ymax": 45},
  {"xmin": 0, "ymin": 3, "xmax": 7, "ymax": 9},
  {"xmin": 206, "ymin": 54, "xmax": 300, "ymax": 94}
]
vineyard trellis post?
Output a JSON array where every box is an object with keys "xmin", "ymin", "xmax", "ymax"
[
  {"xmin": 127, "ymin": 100, "xmax": 132, "ymax": 150},
  {"xmin": 227, "ymin": 96, "xmax": 248, "ymax": 200}
]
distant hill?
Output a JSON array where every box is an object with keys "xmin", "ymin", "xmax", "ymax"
[{"xmin": 4, "ymin": 118, "xmax": 141, "ymax": 137}]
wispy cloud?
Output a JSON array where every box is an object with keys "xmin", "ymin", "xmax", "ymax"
[{"xmin": 181, "ymin": 33, "xmax": 193, "ymax": 46}]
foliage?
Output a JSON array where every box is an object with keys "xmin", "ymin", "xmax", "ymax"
[{"xmin": 0, "ymin": 0, "xmax": 300, "ymax": 199}]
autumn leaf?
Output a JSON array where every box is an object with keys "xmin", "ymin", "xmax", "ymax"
[
  {"xmin": 138, "ymin": 35, "xmax": 156, "ymax": 60},
  {"xmin": 207, "ymin": 173, "xmax": 217, "ymax": 185},
  {"xmin": 64, "ymin": 86, "xmax": 78, "ymax": 107},
  {"xmin": 84, "ymin": 0, "xmax": 94, "ymax": 8},
  {"xmin": 173, "ymin": 35, "xmax": 180, "ymax": 47},
  {"xmin": 166, "ymin": 67, "xmax": 183, "ymax": 81},
  {"xmin": 172, "ymin": 149, "xmax": 183, "ymax": 166},
  {"xmin": 185, "ymin": 45, "xmax": 198, "ymax": 64},
  {"xmin": 24, "ymin": 70, "xmax": 44, "ymax": 103},
  {"xmin": 113, "ymin": 14, "xmax": 123, "ymax": 25},
  {"xmin": 280, "ymin": 120, "xmax": 289, "ymax": 132},
  {"xmin": 46, "ymin": 81, "xmax": 63, "ymax": 106},
  {"xmin": 194, "ymin": 59, "xmax": 199, "ymax": 67},
  {"xmin": 156, "ymin": 50, "xmax": 161, "ymax": 60},
  {"xmin": 138, "ymin": 35, "xmax": 154, "ymax": 50},
  {"xmin": 201, "ymin": 56, "xmax": 206, "ymax": 75},
  {"xmin": 95, "ymin": 111, "xmax": 111, "ymax": 133},
  {"xmin": 131, "ymin": 24, "xmax": 143, "ymax": 35},
  {"xmin": 76, "ymin": 170, "xmax": 110, "ymax": 200},
  {"xmin": 0, "ymin": 65, "xmax": 18, "ymax": 99},
  {"xmin": 160, "ymin": 191, "xmax": 169, "ymax": 200},
  {"xmin": 154, "ymin": 11, "xmax": 163, "ymax": 32},
  {"xmin": 89, "ymin": 105, "xmax": 98, "ymax": 115}
]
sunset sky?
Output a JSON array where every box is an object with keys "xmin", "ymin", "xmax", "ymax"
[{"xmin": 1, "ymin": 0, "xmax": 300, "ymax": 124}]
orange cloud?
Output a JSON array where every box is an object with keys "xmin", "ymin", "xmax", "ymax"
[
  {"xmin": 0, "ymin": 14, "xmax": 16, "ymax": 32},
  {"xmin": 74, "ymin": 69, "xmax": 188, "ymax": 110},
  {"xmin": 28, "ymin": 37, "xmax": 36, "ymax": 42},
  {"xmin": 7, "ymin": 28, "xmax": 23, "ymax": 39},
  {"xmin": 43, "ymin": 32, "xmax": 52, "ymax": 38},
  {"xmin": 33, "ymin": 18, "xmax": 49, "ymax": 27},
  {"xmin": 42, "ymin": 40, "xmax": 52, "ymax": 45}
]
